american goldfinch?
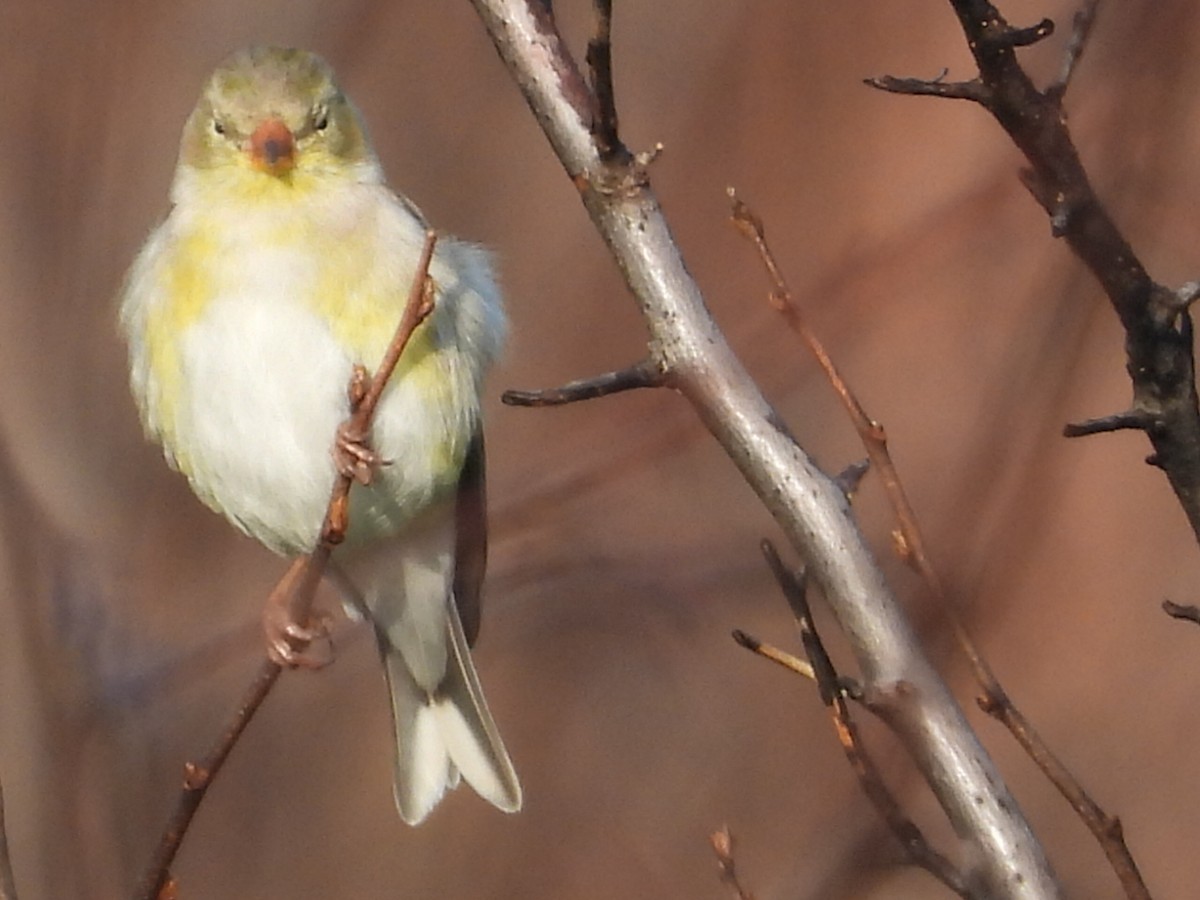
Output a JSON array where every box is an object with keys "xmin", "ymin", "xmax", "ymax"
[{"xmin": 119, "ymin": 46, "xmax": 520, "ymax": 824}]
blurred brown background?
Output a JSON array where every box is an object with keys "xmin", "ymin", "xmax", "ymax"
[{"xmin": 2, "ymin": 1, "xmax": 1200, "ymax": 897}]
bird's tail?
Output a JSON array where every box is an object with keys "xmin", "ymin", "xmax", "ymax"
[{"xmin": 381, "ymin": 597, "xmax": 522, "ymax": 824}]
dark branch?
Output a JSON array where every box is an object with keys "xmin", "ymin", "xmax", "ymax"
[
  {"xmin": 998, "ymin": 17, "xmax": 1055, "ymax": 48},
  {"xmin": 929, "ymin": 0, "xmax": 1200, "ymax": 542},
  {"xmin": 585, "ymin": 0, "xmax": 622, "ymax": 160},
  {"xmin": 1163, "ymin": 599, "xmax": 1200, "ymax": 626},
  {"xmin": 865, "ymin": 75, "xmax": 987, "ymax": 101},
  {"xmin": 502, "ymin": 360, "xmax": 663, "ymax": 407},
  {"xmin": 1063, "ymin": 410, "xmax": 1155, "ymax": 438}
]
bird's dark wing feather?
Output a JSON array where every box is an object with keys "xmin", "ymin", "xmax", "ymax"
[{"xmin": 453, "ymin": 431, "xmax": 487, "ymax": 647}]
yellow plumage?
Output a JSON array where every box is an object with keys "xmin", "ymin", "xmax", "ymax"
[{"xmin": 120, "ymin": 46, "xmax": 520, "ymax": 824}]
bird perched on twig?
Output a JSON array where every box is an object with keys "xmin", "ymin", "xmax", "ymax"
[{"xmin": 119, "ymin": 46, "xmax": 521, "ymax": 825}]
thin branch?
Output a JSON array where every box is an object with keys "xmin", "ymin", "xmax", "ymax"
[
  {"xmin": 998, "ymin": 18, "xmax": 1056, "ymax": 48},
  {"xmin": 585, "ymin": 0, "xmax": 621, "ymax": 160},
  {"xmin": 134, "ymin": 660, "xmax": 281, "ymax": 900},
  {"xmin": 134, "ymin": 232, "xmax": 439, "ymax": 900},
  {"xmin": 731, "ymin": 628, "xmax": 816, "ymax": 681},
  {"xmin": 709, "ymin": 825, "xmax": 756, "ymax": 900},
  {"xmin": 502, "ymin": 359, "xmax": 663, "ymax": 407},
  {"xmin": 865, "ymin": 75, "xmax": 987, "ymax": 102},
  {"xmin": 761, "ymin": 541, "xmax": 971, "ymax": 898},
  {"xmin": 733, "ymin": 185, "xmax": 1149, "ymax": 900},
  {"xmin": 1063, "ymin": 410, "xmax": 1155, "ymax": 439},
  {"xmin": 1162, "ymin": 599, "xmax": 1200, "ymax": 626},
  {"xmin": 1046, "ymin": 0, "xmax": 1102, "ymax": 102},
  {"xmin": 470, "ymin": 3, "xmax": 1058, "ymax": 895},
  {"xmin": 976, "ymin": 689, "xmax": 1150, "ymax": 900}
]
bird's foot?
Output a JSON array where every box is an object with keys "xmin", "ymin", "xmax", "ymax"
[
  {"xmin": 263, "ymin": 560, "xmax": 334, "ymax": 668},
  {"xmin": 333, "ymin": 422, "xmax": 376, "ymax": 485}
]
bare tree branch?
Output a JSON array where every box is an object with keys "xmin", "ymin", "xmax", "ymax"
[
  {"xmin": 470, "ymin": 2, "xmax": 1060, "ymax": 896},
  {"xmin": 732, "ymin": 185, "xmax": 1150, "ymax": 897},
  {"xmin": 869, "ymin": 0, "xmax": 1200, "ymax": 546},
  {"xmin": 865, "ymin": 4, "xmax": 1157, "ymax": 896},
  {"xmin": 502, "ymin": 360, "xmax": 663, "ymax": 407}
]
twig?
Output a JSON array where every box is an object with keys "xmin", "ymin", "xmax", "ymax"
[
  {"xmin": 976, "ymin": 690, "xmax": 1149, "ymax": 900},
  {"xmin": 1063, "ymin": 410, "xmax": 1156, "ymax": 438},
  {"xmin": 470, "ymin": 2, "xmax": 1058, "ymax": 896},
  {"xmin": 760, "ymin": 541, "xmax": 971, "ymax": 897},
  {"xmin": 134, "ymin": 231, "xmax": 439, "ymax": 900},
  {"xmin": 0, "ymin": 782, "xmax": 17, "ymax": 900},
  {"xmin": 134, "ymin": 661, "xmax": 281, "ymax": 900},
  {"xmin": 1046, "ymin": 0, "xmax": 1102, "ymax": 102},
  {"xmin": 502, "ymin": 359, "xmax": 663, "ymax": 407},
  {"xmin": 733, "ymin": 184, "xmax": 1149, "ymax": 900},
  {"xmin": 730, "ymin": 629, "xmax": 815, "ymax": 681},
  {"xmin": 709, "ymin": 825, "xmax": 756, "ymax": 900},
  {"xmin": 863, "ymin": 75, "xmax": 986, "ymax": 101},
  {"xmin": 585, "ymin": 0, "xmax": 621, "ymax": 160},
  {"xmin": 1162, "ymin": 599, "xmax": 1200, "ymax": 626}
]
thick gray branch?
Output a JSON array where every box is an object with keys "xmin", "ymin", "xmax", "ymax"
[{"xmin": 469, "ymin": 2, "xmax": 1061, "ymax": 897}]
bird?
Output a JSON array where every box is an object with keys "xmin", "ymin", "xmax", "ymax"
[{"xmin": 118, "ymin": 46, "xmax": 521, "ymax": 825}]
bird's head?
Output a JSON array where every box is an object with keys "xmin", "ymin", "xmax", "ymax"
[{"xmin": 176, "ymin": 47, "xmax": 380, "ymax": 196}]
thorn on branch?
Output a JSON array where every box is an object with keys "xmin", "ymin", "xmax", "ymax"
[
  {"xmin": 1063, "ymin": 410, "xmax": 1155, "ymax": 438},
  {"xmin": 1046, "ymin": 0, "xmax": 1102, "ymax": 103},
  {"xmin": 1163, "ymin": 599, "xmax": 1200, "ymax": 626},
  {"xmin": 502, "ymin": 359, "xmax": 664, "ymax": 407},
  {"xmin": 997, "ymin": 17, "xmax": 1056, "ymax": 49},
  {"xmin": 834, "ymin": 459, "xmax": 871, "ymax": 501},
  {"xmin": 863, "ymin": 74, "xmax": 987, "ymax": 102}
]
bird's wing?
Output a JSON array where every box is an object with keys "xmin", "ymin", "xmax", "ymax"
[{"xmin": 453, "ymin": 430, "xmax": 487, "ymax": 647}]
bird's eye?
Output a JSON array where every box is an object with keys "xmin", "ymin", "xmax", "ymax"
[
  {"xmin": 212, "ymin": 119, "xmax": 227, "ymax": 137},
  {"xmin": 313, "ymin": 110, "xmax": 329, "ymax": 132}
]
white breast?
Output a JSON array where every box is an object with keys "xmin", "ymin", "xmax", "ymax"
[{"xmin": 124, "ymin": 184, "xmax": 505, "ymax": 555}]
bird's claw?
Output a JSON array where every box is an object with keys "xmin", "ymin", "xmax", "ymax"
[
  {"xmin": 263, "ymin": 603, "xmax": 333, "ymax": 669},
  {"xmin": 333, "ymin": 422, "xmax": 391, "ymax": 486}
]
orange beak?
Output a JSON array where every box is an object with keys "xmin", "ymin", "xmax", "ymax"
[{"xmin": 249, "ymin": 118, "xmax": 295, "ymax": 175}]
